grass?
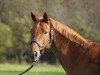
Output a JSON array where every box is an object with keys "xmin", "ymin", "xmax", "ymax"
[{"xmin": 0, "ymin": 63, "xmax": 65, "ymax": 75}]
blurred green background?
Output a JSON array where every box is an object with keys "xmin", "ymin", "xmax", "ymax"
[
  {"xmin": 0, "ymin": 0, "xmax": 100, "ymax": 75},
  {"xmin": 0, "ymin": 63, "xmax": 65, "ymax": 75}
]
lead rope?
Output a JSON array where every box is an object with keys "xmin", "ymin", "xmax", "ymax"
[{"xmin": 18, "ymin": 61, "xmax": 37, "ymax": 75}]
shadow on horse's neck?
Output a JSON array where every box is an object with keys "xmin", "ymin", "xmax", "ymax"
[{"xmin": 50, "ymin": 19, "xmax": 93, "ymax": 74}]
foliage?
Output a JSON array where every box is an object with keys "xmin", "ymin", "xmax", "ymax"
[{"xmin": 0, "ymin": 23, "xmax": 12, "ymax": 52}]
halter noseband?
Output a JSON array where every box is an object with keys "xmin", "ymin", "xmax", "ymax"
[{"xmin": 30, "ymin": 20, "xmax": 53, "ymax": 49}]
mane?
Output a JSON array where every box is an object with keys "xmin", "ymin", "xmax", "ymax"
[{"xmin": 51, "ymin": 19, "xmax": 91, "ymax": 48}]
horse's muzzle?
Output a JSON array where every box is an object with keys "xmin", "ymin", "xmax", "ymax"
[{"xmin": 28, "ymin": 50, "xmax": 40, "ymax": 62}]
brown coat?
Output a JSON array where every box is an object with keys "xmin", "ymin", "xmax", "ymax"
[{"xmin": 51, "ymin": 19, "xmax": 100, "ymax": 75}]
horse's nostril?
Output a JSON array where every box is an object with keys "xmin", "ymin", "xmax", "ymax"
[
  {"xmin": 34, "ymin": 51, "xmax": 37, "ymax": 57},
  {"xmin": 40, "ymin": 50, "xmax": 43, "ymax": 54},
  {"xmin": 28, "ymin": 50, "xmax": 40, "ymax": 62},
  {"xmin": 28, "ymin": 50, "xmax": 38, "ymax": 60}
]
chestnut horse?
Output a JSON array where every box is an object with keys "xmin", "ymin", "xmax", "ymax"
[{"xmin": 28, "ymin": 12, "xmax": 100, "ymax": 75}]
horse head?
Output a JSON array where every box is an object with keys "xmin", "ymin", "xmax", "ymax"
[{"xmin": 28, "ymin": 12, "xmax": 53, "ymax": 62}]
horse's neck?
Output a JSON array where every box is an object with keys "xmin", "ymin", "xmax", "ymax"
[
  {"xmin": 52, "ymin": 29, "xmax": 88, "ymax": 72},
  {"xmin": 51, "ymin": 19, "xmax": 90, "ymax": 74},
  {"xmin": 51, "ymin": 19, "xmax": 100, "ymax": 75}
]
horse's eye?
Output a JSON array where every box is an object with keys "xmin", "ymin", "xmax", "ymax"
[{"xmin": 44, "ymin": 31, "xmax": 48, "ymax": 34}]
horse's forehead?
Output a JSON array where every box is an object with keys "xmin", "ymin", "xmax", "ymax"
[
  {"xmin": 33, "ymin": 17, "xmax": 49, "ymax": 30},
  {"xmin": 38, "ymin": 17, "xmax": 43, "ymax": 19},
  {"xmin": 37, "ymin": 21, "xmax": 48, "ymax": 28}
]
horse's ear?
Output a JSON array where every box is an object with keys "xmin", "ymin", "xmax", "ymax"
[
  {"xmin": 43, "ymin": 12, "xmax": 49, "ymax": 22},
  {"xmin": 31, "ymin": 12, "xmax": 37, "ymax": 22}
]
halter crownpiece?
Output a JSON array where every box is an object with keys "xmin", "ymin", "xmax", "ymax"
[
  {"xmin": 30, "ymin": 19, "xmax": 54, "ymax": 49},
  {"xmin": 50, "ymin": 19, "xmax": 54, "ymax": 43}
]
